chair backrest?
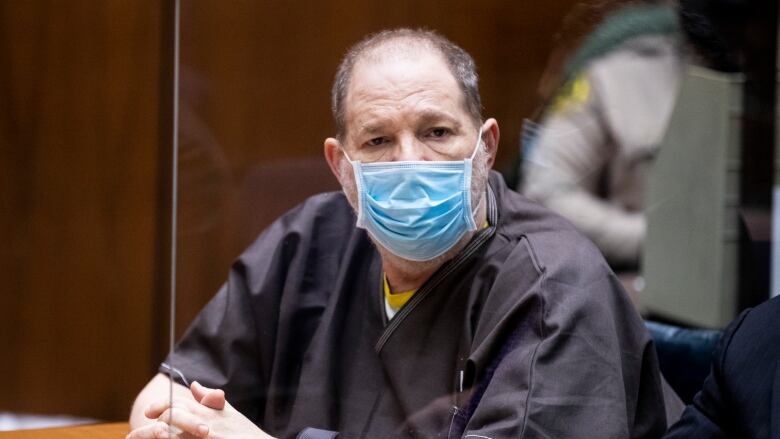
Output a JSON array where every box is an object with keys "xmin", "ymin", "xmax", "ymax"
[{"xmin": 645, "ymin": 320, "xmax": 722, "ymax": 404}]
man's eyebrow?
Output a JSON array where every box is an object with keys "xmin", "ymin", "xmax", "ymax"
[
  {"xmin": 355, "ymin": 110, "xmax": 463, "ymax": 137},
  {"xmin": 416, "ymin": 110, "xmax": 462, "ymax": 129},
  {"xmin": 357, "ymin": 123, "xmax": 387, "ymax": 137}
]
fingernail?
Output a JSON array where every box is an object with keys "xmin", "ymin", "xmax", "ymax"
[{"xmin": 198, "ymin": 424, "xmax": 209, "ymax": 436}]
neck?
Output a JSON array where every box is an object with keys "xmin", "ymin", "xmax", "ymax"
[
  {"xmin": 382, "ymin": 199, "xmax": 487, "ymax": 292},
  {"xmin": 382, "ymin": 256, "xmax": 441, "ymax": 293}
]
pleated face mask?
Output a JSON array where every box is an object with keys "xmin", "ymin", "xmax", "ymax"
[{"xmin": 344, "ymin": 129, "xmax": 482, "ymax": 261}]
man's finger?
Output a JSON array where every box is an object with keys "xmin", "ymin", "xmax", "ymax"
[
  {"xmin": 158, "ymin": 407, "xmax": 210, "ymax": 438},
  {"xmin": 191, "ymin": 381, "xmax": 226, "ymax": 410},
  {"xmin": 189, "ymin": 381, "xmax": 208, "ymax": 402},
  {"xmin": 144, "ymin": 399, "xmax": 173, "ymax": 420},
  {"xmin": 126, "ymin": 421, "xmax": 173, "ymax": 439},
  {"xmin": 145, "ymin": 397, "xmax": 201, "ymax": 420}
]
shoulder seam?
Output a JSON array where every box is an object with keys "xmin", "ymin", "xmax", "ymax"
[
  {"xmin": 519, "ymin": 235, "xmax": 544, "ymax": 276},
  {"xmin": 519, "ymin": 271, "xmax": 548, "ymax": 438}
]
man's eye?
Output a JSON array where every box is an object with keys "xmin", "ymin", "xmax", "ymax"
[
  {"xmin": 367, "ymin": 137, "xmax": 386, "ymax": 146},
  {"xmin": 429, "ymin": 128, "xmax": 450, "ymax": 138}
]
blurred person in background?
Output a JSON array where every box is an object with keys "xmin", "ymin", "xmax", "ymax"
[{"xmin": 520, "ymin": 0, "xmax": 683, "ymax": 270}]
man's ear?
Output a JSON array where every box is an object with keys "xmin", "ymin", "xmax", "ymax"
[
  {"xmin": 324, "ymin": 137, "xmax": 348, "ymax": 185},
  {"xmin": 480, "ymin": 118, "xmax": 500, "ymax": 169}
]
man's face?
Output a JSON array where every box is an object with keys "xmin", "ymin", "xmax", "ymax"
[
  {"xmin": 341, "ymin": 51, "xmax": 481, "ymax": 164},
  {"xmin": 323, "ymin": 46, "xmax": 499, "ymax": 263}
]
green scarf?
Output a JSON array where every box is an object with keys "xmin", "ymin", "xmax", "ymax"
[{"xmin": 562, "ymin": 4, "xmax": 680, "ymax": 84}]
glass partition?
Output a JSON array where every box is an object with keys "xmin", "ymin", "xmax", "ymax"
[
  {"xmin": 0, "ymin": 0, "xmax": 776, "ymax": 434},
  {"xmin": 169, "ymin": 2, "xmax": 777, "ymax": 431}
]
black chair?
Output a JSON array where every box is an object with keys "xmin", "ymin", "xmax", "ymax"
[{"xmin": 644, "ymin": 321, "xmax": 722, "ymax": 404}]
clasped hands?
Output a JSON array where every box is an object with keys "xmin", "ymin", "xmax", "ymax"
[{"xmin": 127, "ymin": 381, "xmax": 273, "ymax": 439}]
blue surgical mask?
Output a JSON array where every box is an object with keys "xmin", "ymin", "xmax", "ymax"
[{"xmin": 344, "ymin": 129, "xmax": 483, "ymax": 261}]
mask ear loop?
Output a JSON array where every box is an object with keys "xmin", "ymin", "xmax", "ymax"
[
  {"xmin": 340, "ymin": 144, "xmax": 356, "ymax": 164},
  {"xmin": 468, "ymin": 127, "xmax": 487, "ymax": 227},
  {"xmin": 469, "ymin": 127, "xmax": 484, "ymax": 160},
  {"xmin": 339, "ymin": 145, "xmax": 367, "ymax": 227},
  {"xmin": 471, "ymin": 191, "xmax": 486, "ymax": 224}
]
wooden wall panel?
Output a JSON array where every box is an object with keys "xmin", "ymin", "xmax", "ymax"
[{"xmin": 0, "ymin": 1, "xmax": 166, "ymax": 421}]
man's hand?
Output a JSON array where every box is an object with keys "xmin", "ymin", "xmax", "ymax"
[{"xmin": 126, "ymin": 381, "xmax": 274, "ymax": 439}]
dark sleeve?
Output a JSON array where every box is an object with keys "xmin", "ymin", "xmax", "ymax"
[
  {"xmin": 160, "ymin": 264, "xmax": 268, "ymax": 422},
  {"xmin": 158, "ymin": 211, "xmax": 299, "ymax": 424},
  {"xmin": 662, "ymin": 309, "xmax": 751, "ymax": 439},
  {"xmin": 159, "ymin": 194, "xmax": 352, "ymax": 432},
  {"xmin": 461, "ymin": 272, "xmax": 668, "ymax": 439}
]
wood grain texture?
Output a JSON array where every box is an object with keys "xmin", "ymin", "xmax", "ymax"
[
  {"xmin": 0, "ymin": 423, "xmax": 128, "ymax": 438},
  {"xmin": 0, "ymin": 1, "xmax": 166, "ymax": 420}
]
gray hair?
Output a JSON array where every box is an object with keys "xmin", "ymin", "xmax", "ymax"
[{"xmin": 331, "ymin": 28, "xmax": 483, "ymax": 139}]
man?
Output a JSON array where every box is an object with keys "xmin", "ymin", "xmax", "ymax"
[{"xmin": 129, "ymin": 29, "xmax": 672, "ymax": 438}]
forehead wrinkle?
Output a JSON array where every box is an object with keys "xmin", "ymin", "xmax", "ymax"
[
  {"xmin": 350, "ymin": 77, "xmax": 444, "ymax": 107},
  {"xmin": 351, "ymin": 99, "xmax": 401, "ymax": 134},
  {"xmin": 346, "ymin": 49, "xmax": 457, "ymax": 104},
  {"xmin": 348, "ymin": 84, "xmax": 461, "ymax": 126},
  {"xmin": 352, "ymin": 102, "xmax": 461, "ymax": 138},
  {"xmin": 344, "ymin": 48, "xmax": 471, "ymax": 137}
]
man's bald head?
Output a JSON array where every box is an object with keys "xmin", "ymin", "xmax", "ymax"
[{"xmin": 331, "ymin": 28, "xmax": 482, "ymax": 140}]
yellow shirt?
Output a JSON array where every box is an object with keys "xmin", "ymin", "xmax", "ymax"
[{"xmin": 383, "ymin": 274, "xmax": 416, "ymax": 313}]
